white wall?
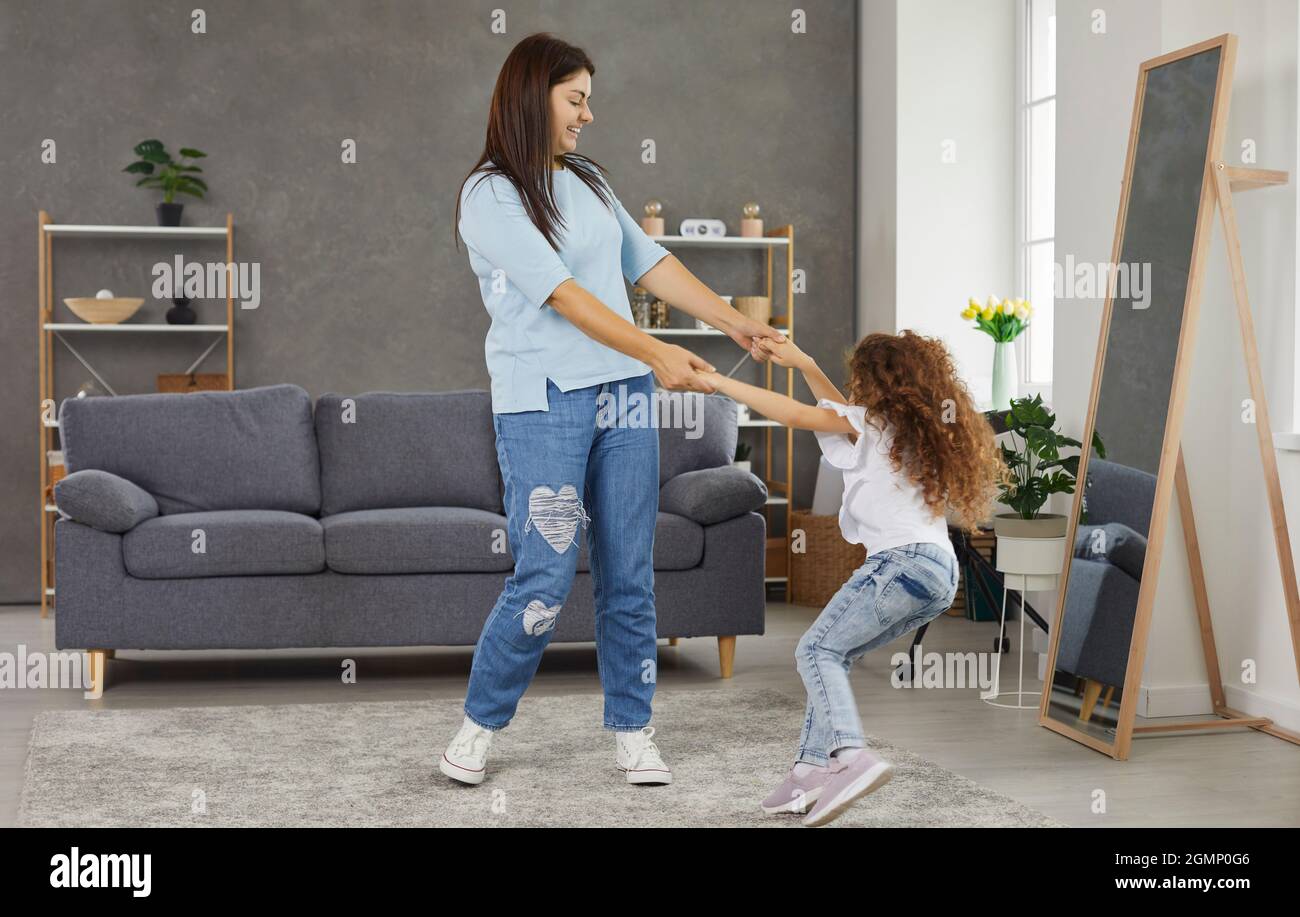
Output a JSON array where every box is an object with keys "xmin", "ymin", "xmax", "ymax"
[
  {"xmin": 858, "ymin": 0, "xmax": 1018, "ymax": 400},
  {"xmin": 1052, "ymin": 0, "xmax": 1300, "ymax": 730},
  {"xmin": 859, "ymin": 0, "xmax": 898, "ymax": 338}
]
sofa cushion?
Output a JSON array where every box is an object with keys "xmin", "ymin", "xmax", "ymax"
[
  {"xmin": 320, "ymin": 508, "xmax": 702, "ymax": 574},
  {"xmin": 59, "ymin": 384, "xmax": 321, "ymax": 515},
  {"xmin": 315, "ymin": 391, "xmax": 503, "ymax": 516},
  {"xmin": 657, "ymin": 390, "xmax": 739, "ymax": 486},
  {"xmin": 576, "ymin": 512, "xmax": 704, "ymax": 572},
  {"xmin": 322, "ymin": 506, "xmax": 513, "ymax": 574},
  {"xmin": 123, "ymin": 510, "xmax": 325, "ymax": 579},
  {"xmin": 1073, "ymin": 522, "xmax": 1147, "ymax": 581},
  {"xmin": 54, "ymin": 469, "xmax": 159, "ymax": 533},
  {"xmin": 659, "ymin": 466, "xmax": 768, "ymax": 525}
]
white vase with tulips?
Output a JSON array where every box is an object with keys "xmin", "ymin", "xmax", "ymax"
[{"xmin": 961, "ymin": 295, "xmax": 1033, "ymax": 411}]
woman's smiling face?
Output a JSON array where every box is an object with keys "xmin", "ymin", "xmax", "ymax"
[{"xmin": 551, "ymin": 69, "xmax": 594, "ymax": 164}]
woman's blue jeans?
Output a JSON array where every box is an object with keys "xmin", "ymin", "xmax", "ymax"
[
  {"xmin": 464, "ymin": 371, "xmax": 659, "ymax": 733},
  {"xmin": 795, "ymin": 542, "xmax": 959, "ymax": 765}
]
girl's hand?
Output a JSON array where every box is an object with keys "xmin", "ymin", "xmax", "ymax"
[
  {"xmin": 726, "ymin": 315, "xmax": 786, "ymax": 362},
  {"xmin": 756, "ymin": 336, "xmax": 812, "ymax": 370}
]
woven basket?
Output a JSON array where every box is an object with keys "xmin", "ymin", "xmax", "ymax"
[{"xmin": 789, "ymin": 510, "xmax": 867, "ymax": 608}]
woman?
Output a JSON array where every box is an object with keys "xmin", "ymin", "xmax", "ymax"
[{"xmin": 443, "ymin": 32, "xmax": 784, "ymax": 787}]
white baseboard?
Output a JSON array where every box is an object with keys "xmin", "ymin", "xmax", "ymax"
[
  {"xmin": 1136, "ymin": 683, "xmax": 1215, "ymax": 718},
  {"xmin": 1137, "ymin": 681, "xmax": 1300, "ymax": 732},
  {"xmin": 1221, "ymin": 683, "xmax": 1300, "ymax": 734}
]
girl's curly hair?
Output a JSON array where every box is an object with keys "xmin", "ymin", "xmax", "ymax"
[{"xmin": 845, "ymin": 330, "xmax": 1010, "ymax": 533}]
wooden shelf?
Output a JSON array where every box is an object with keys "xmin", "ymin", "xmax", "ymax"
[
  {"xmin": 43, "ymin": 224, "xmax": 229, "ymax": 240},
  {"xmin": 44, "ymin": 323, "xmax": 229, "ymax": 332},
  {"xmin": 645, "ymin": 327, "xmax": 726, "ymax": 336},
  {"xmin": 652, "ymin": 234, "xmax": 790, "ymax": 249}
]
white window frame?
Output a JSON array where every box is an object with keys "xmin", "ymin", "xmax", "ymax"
[{"xmin": 1015, "ymin": 0, "xmax": 1055, "ymax": 397}]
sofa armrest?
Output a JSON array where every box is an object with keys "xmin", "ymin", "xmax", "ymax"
[
  {"xmin": 1073, "ymin": 522, "xmax": 1146, "ymax": 581},
  {"xmin": 54, "ymin": 469, "xmax": 159, "ymax": 533},
  {"xmin": 660, "ymin": 466, "xmax": 768, "ymax": 525}
]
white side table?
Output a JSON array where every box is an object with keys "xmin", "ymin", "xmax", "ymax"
[{"xmin": 981, "ymin": 534, "xmax": 1065, "ymax": 709}]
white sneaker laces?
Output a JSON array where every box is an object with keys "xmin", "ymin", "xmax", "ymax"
[
  {"xmin": 626, "ymin": 726, "xmax": 664, "ymax": 768},
  {"xmin": 454, "ymin": 726, "xmax": 490, "ymax": 759}
]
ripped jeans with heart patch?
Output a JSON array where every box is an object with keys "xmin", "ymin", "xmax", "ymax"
[{"xmin": 463, "ymin": 372, "xmax": 659, "ymax": 734}]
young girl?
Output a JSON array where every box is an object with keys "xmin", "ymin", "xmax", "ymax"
[{"xmin": 699, "ymin": 330, "xmax": 1005, "ymax": 827}]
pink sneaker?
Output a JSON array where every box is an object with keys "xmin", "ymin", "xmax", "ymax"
[
  {"xmin": 802, "ymin": 750, "xmax": 894, "ymax": 827},
  {"xmin": 760, "ymin": 765, "xmax": 831, "ymax": 815}
]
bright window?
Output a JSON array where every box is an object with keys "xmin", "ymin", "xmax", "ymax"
[{"xmin": 1019, "ymin": 0, "xmax": 1055, "ymax": 385}]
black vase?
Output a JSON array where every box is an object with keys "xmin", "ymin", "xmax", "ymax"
[
  {"xmin": 156, "ymin": 202, "xmax": 184, "ymax": 227},
  {"xmin": 166, "ymin": 297, "xmax": 197, "ymax": 325}
]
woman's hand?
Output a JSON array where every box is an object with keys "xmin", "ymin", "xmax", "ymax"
[
  {"xmin": 725, "ymin": 314, "xmax": 787, "ymax": 362},
  {"xmin": 650, "ymin": 343, "xmax": 717, "ymax": 393},
  {"xmin": 755, "ymin": 336, "xmax": 814, "ymax": 371}
]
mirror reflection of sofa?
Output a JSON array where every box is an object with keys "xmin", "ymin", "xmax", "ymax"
[{"xmin": 1055, "ymin": 458, "xmax": 1156, "ymax": 722}]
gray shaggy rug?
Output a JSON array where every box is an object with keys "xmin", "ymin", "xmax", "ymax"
[{"xmin": 19, "ymin": 688, "xmax": 1063, "ymax": 827}]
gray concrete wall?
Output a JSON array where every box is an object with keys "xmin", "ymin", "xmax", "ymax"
[{"xmin": 0, "ymin": 0, "xmax": 857, "ymax": 602}]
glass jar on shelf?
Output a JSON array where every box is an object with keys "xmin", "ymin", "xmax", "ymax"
[
  {"xmin": 630, "ymin": 286, "xmax": 652, "ymax": 328},
  {"xmin": 651, "ymin": 299, "xmax": 670, "ymax": 329}
]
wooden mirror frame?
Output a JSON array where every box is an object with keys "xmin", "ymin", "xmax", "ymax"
[{"xmin": 1037, "ymin": 34, "xmax": 1236, "ymax": 760}]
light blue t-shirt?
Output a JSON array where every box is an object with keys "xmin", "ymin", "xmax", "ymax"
[{"xmin": 457, "ymin": 163, "xmax": 671, "ymax": 413}]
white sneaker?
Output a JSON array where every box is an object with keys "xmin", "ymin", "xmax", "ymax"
[
  {"xmin": 439, "ymin": 715, "xmax": 495, "ymax": 785},
  {"xmin": 615, "ymin": 726, "xmax": 673, "ymax": 785}
]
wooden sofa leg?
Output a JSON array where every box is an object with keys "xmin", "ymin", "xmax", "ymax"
[
  {"xmin": 1079, "ymin": 678, "xmax": 1102, "ymax": 722},
  {"xmin": 668, "ymin": 637, "xmax": 679, "ymax": 647},
  {"xmin": 87, "ymin": 649, "xmax": 109, "ymax": 694},
  {"xmin": 717, "ymin": 635, "xmax": 736, "ymax": 679}
]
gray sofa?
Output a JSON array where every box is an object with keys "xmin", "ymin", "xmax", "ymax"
[
  {"xmin": 53, "ymin": 384, "xmax": 767, "ymax": 689},
  {"xmin": 1056, "ymin": 457, "xmax": 1155, "ymax": 704}
]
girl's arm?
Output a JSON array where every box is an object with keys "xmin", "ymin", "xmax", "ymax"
[
  {"xmin": 754, "ymin": 337, "xmax": 849, "ymax": 405},
  {"xmin": 699, "ymin": 371, "xmax": 859, "ymax": 438}
]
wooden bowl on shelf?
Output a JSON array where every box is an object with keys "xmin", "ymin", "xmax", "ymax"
[{"xmin": 63, "ymin": 296, "xmax": 144, "ymax": 324}]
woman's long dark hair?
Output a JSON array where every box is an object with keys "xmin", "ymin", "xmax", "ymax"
[{"xmin": 454, "ymin": 32, "xmax": 616, "ymax": 252}]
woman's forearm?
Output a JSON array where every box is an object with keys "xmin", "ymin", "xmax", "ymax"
[
  {"xmin": 635, "ymin": 255, "xmax": 738, "ymax": 332},
  {"xmin": 548, "ymin": 279, "xmax": 716, "ymax": 392},
  {"xmin": 548, "ymin": 279, "xmax": 663, "ymax": 363}
]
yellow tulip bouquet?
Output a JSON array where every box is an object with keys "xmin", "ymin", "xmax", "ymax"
[{"xmin": 961, "ymin": 295, "xmax": 1032, "ymax": 343}]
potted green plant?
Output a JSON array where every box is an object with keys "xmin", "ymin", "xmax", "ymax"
[
  {"xmin": 993, "ymin": 394, "xmax": 1105, "ymax": 576},
  {"xmin": 124, "ymin": 140, "xmax": 208, "ymax": 226},
  {"xmin": 733, "ymin": 441, "xmax": 753, "ymax": 474}
]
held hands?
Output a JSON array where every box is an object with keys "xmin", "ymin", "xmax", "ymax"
[
  {"xmin": 651, "ymin": 343, "xmax": 718, "ymax": 393},
  {"xmin": 753, "ymin": 335, "xmax": 813, "ymax": 370},
  {"xmin": 726, "ymin": 314, "xmax": 787, "ymax": 362}
]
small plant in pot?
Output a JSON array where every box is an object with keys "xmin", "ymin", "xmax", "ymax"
[
  {"xmin": 733, "ymin": 441, "xmax": 752, "ymax": 474},
  {"xmin": 124, "ymin": 140, "xmax": 208, "ymax": 226},
  {"xmin": 993, "ymin": 393, "xmax": 1105, "ymax": 542}
]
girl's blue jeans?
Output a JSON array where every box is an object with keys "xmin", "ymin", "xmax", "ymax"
[
  {"xmin": 464, "ymin": 372, "xmax": 658, "ymax": 734},
  {"xmin": 795, "ymin": 541, "xmax": 959, "ymax": 765}
]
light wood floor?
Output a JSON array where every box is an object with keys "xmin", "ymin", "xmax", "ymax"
[{"xmin": 3, "ymin": 601, "xmax": 1297, "ymax": 827}]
